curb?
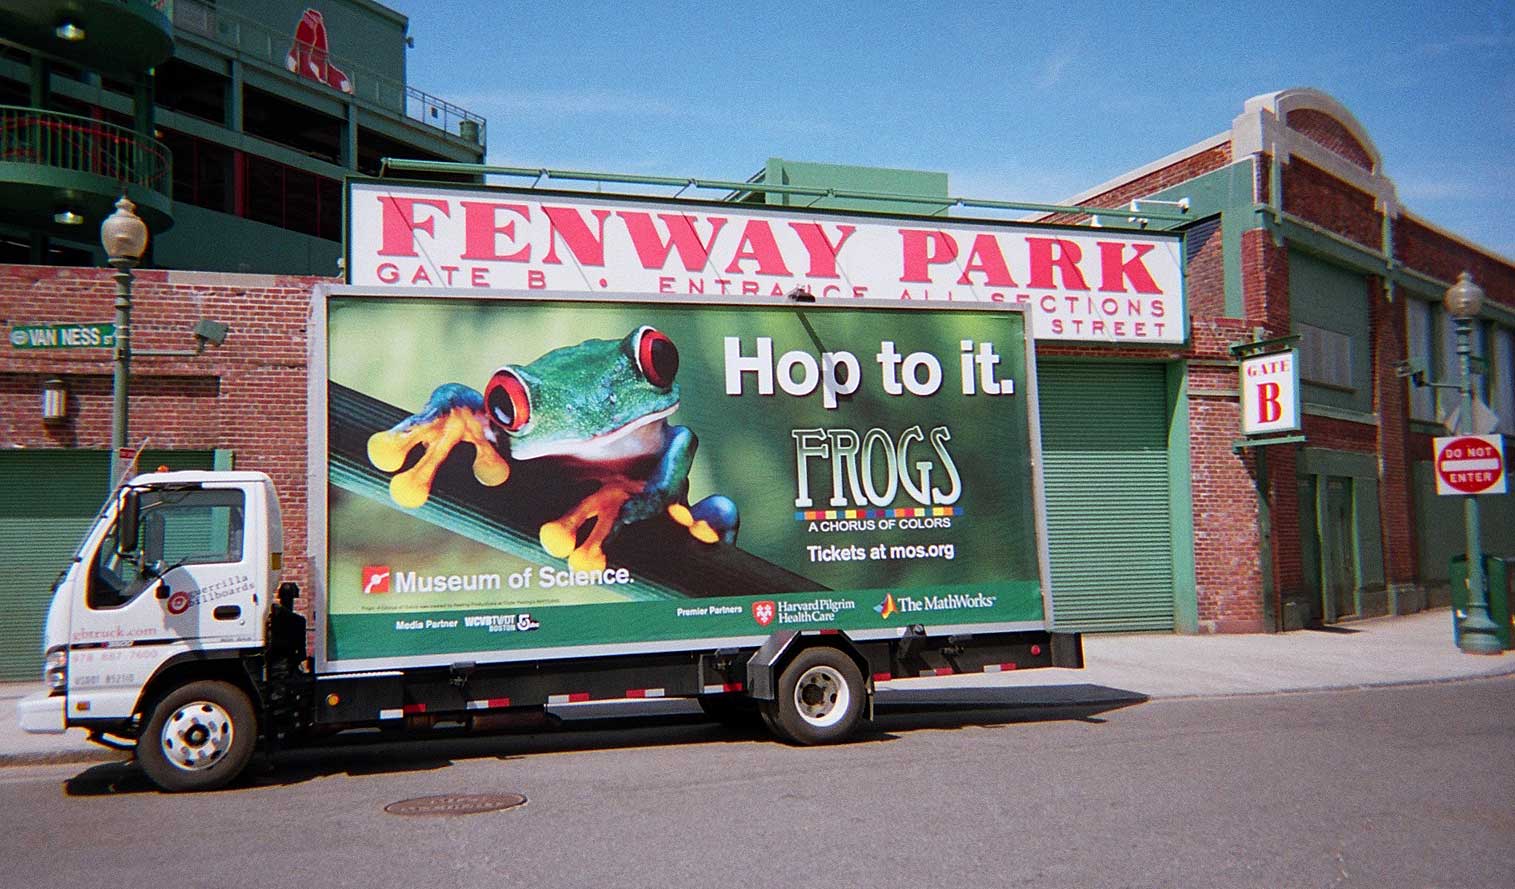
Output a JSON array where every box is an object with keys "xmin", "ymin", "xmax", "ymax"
[{"xmin": 0, "ymin": 748, "xmax": 129, "ymax": 768}]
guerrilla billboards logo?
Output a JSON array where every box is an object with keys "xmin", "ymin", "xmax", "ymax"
[
  {"xmin": 752, "ymin": 597, "xmax": 858, "ymax": 626},
  {"xmin": 361, "ymin": 564, "xmax": 503, "ymax": 595},
  {"xmin": 876, "ymin": 591, "xmax": 997, "ymax": 618}
]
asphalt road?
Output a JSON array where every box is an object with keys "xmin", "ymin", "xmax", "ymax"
[{"xmin": 1, "ymin": 677, "xmax": 1510, "ymax": 889}]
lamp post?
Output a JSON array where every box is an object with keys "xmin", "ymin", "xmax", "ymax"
[
  {"xmin": 1444, "ymin": 271, "xmax": 1502, "ymax": 655},
  {"xmin": 100, "ymin": 196, "xmax": 149, "ymax": 487}
]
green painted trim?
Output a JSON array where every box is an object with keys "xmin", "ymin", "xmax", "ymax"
[
  {"xmin": 240, "ymin": 65, "xmax": 348, "ymax": 120},
  {"xmin": 213, "ymin": 449, "xmax": 234, "ymax": 471},
  {"xmin": 1299, "ymin": 448, "xmax": 1377, "ymax": 478},
  {"xmin": 228, "ymin": 58, "xmax": 244, "ymax": 132},
  {"xmin": 377, "ymin": 160, "xmax": 1192, "ymax": 225},
  {"xmin": 1130, "ymin": 159, "xmax": 1257, "ymax": 317},
  {"xmin": 1168, "ymin": 361, "xmax": 1200, "ymax": 633},
  {"xmin": 155, "ymin": 108, "xmax": 349, "ymax": 179},
  {"xmin": 1302, "ymin": 404, "xmax": 1379, "ymax": 426}
]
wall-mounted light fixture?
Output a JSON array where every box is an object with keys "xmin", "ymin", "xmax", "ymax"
[
  {"xmin": 41, "ymin": 378, "xmax": 68, "ymax": 424},
  {"xmin": 55, "ymin": 20, "xmax": 85, "ymax": 42},
  {"xmin": 53, "ymin": 210, "xmax": 84, "ymax": 226}
]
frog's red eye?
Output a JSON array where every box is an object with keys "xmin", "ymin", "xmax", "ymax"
[
  {"xmin": 484, "ymin": 369, "xmax": 531, "ymax": 433},
  {"xmin": 633, "ymin": 327, "xmax": 678, "ymax": 389}
]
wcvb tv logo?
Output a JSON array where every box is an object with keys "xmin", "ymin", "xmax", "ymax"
[
  {"xmin": 752, "ymin": 600, "xmax": 776, "ymax": 627},
  {"xmin": 361, "ymin": 565, "xmax": 392, "ymax": 595}
]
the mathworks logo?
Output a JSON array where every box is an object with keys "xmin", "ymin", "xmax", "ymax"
[
  {"xmin": 362, "ymin": 565, "xmax": 391, "ymax": 595},
  {"xmin": 875, "ymin": 593, "xmax": 897, "ymax": 620}
]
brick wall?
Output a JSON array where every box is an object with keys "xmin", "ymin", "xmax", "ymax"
[
  {"xmin": 1283, "ymin": 109, "xmax": 1374, "ymax": 171},
  {"xmin": 0, "ymin": 265, "xmax": 328, "ymax": 609},
  {"xmin": 1282, "ymin": 159, "xmax": 1382, "ymax": 249}
]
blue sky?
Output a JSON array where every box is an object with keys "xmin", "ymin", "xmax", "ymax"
[{"xmin": 383, "ymin": 0, "xmax": 1515, "ymax": 259}]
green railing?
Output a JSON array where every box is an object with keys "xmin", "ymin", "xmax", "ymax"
[{"xmin": 0, "ymin": 105, "xmax": 172, "ymax": 197}]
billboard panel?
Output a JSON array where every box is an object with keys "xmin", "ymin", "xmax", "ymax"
[
  {"xmin": 345, "ymin": 181, "xmax": 1186, "ymax": 345},
  {"xmin": 317, "ymin": 292, "xmax": 1047, "ymax": 670}
]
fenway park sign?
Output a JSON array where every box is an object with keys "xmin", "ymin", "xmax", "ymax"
[{"xmin": 347, "ymin": 181, "xmax": 1186, "ymax": 343}]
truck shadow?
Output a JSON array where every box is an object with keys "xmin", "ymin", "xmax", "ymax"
[{"xmin": 63, "ymin": 684, "xmax": 1145, "ymax": 796}]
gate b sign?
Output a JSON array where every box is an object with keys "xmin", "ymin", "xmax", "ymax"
[
  {"xmin": 1240, "ymin": 350, "xmax": 1300, "ymax": 435},
  {"xmin": 1434, "ymin": 435, "xmax": 1507, "ymax": 496}
]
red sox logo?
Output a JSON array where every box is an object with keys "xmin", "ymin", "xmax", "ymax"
[{"xmin": 752, "ymin": 600, "xmax": 776, "ymax": 627}]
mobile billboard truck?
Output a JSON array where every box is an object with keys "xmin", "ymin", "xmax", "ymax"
[{"xmin": 17, "ymin": 288, "xmax": 1079, "ymax": 790}]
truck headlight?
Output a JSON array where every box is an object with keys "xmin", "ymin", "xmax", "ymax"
[{"xmin": 43, "ymin": 649, "xmax": 67, "ymax": 692}]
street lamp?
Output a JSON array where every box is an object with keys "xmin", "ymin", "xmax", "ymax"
[
  {"xmin": 101, "ymin": 196, "xmax": 149, "ymax": 487},
  {"xmin": 1444, "ymin": 271, "xmax": 1502, "ymax": 655}
]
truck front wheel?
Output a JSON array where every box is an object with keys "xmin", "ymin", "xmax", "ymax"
[
  {"xmin": 763, "ymin": 647, "xmax": 865, "ymax": 745},
  {"xmin": 138, "ymin": 680, "xmax": 257, "ymax": 792}
]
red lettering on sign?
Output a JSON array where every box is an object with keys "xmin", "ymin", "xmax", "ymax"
[
  {"xmin": 787, "ymin": 222, "xmax": 856, "ymax": 279},
  {"xmin": 377, "ymin": 197, "xmax": 451, "ymax": 257},
  {"xmin": 459, "ymin": 202, "xmax": 531, "ymax": 262},
  {"xmin": 956, "ymin": 234, "xmax": 1019, "ymax": 287},
  {"xmin": 899, "ymin": 230, "xmax": 957, "ymax": 282},
  {"xmin": 617, "ymin": 212, "xmax": 727, "ymax": 271},
  {"xmin": 1098, "ymin": 242, "xmax": 1162, "ymax": 293},
  {"xmin": 541, "ymin": 206, "xmax": 612, "ymax": 266},
  {"xmin": 1257, "ymin": 382, "xmax": 1283, "ymax": 424},
  {"xmin": 723, "ymin": 220, "xmax": 792, "ymax": 276},
  {"xmin": 1026, "ymin": 238, "xmax": 1089, "ymax": 291}
]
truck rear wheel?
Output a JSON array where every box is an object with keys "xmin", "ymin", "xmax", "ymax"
[
  {"xmin": 763, "ymin": 647, "xmax": 865, "ymax": 745},
  {"xmin": 138, "ymin": 680, "xmax": 257, "ymax": 792}
]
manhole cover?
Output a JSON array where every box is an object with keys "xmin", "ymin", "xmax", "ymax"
[{"xmin": 384, "ymin": 793, "xmax": 527, "ymax": 816}]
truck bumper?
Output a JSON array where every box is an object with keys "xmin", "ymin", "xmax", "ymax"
[{"xmin": 16, "ymin": 691, "xmax": 66, "ymax": 734}]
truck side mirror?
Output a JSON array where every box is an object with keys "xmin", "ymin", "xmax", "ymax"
[{"xmin": 117, "ymin": 490, "xmax": 140, "ymax": 556}]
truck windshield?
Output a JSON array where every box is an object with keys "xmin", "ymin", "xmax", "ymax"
[{"xmin": 88, "ymin": 488, "xmax": 246, "ymax": 609}]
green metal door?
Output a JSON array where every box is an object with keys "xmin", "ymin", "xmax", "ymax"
[
  {"xmin": 1322, "ymin": 476, "xmax": 1358, "ymax": 621},
  {"xmin": 0, "ymin": 451, "xmax": 108, "ymax": 680},
  {"xmin": 0, "ymin": 450, "xmax": 215, "ymax": 680},
  {"xmin": 1038, "ymin": 362, "xmax": 1175, "ymax": 631}
]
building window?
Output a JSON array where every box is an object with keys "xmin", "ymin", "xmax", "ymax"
[
  {"xmin": 1297, "ymin": 323, "xmax": 1353, "ymax": 390},
  {"xmin": 1407, "ymin": 299, "xmax": 1436, "ymax": 422},
  {"xmin": 1491, "ymin": 324, "xmax": 1514, "ymax": 436},
  {"xmin": 1406, "ymin": 297, "xmax": 1515, "ymax": 434}
]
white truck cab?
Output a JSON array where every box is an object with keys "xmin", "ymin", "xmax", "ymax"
[{"xmin": 18, "ymin": 470, "xmax": 288, "ymax": 788}]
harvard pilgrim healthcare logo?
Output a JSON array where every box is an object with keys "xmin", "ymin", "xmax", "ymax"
[
  {"xmin": 752, "ymin": 600, "xmax": 776, "ymax": 627},
  {"xmin": 875, "ymin": 593, "xmax": 898, "ymax": 620}
]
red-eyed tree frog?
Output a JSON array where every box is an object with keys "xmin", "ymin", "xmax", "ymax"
[{"xmin": 367, "ymin": 326, "xmax": 739, "ymax": 572}]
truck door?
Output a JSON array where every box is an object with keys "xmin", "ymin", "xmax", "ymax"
[{"xmin": 68, "ymin": 487, "xmax": 257, "ymax": 717}]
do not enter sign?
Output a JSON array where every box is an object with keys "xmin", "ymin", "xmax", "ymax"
[{"xmin": 1434, "ymin": 435, "xmax": 1507, "ymax": 496}]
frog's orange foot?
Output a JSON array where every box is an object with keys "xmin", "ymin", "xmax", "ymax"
[
  {"xmin": 367, "ymin": 386, "xmax": 509, "ymax": 509},
  {"xmin": 538, "ymin": 483, "xmax": 636, "ymax": 572},
  {"xmin": 667, "ymin": 495, "xmax": 740, "ymax": 546},
  {"xmin": 667, "ymin": 503, "xmax": 719, "ymax": 544}
]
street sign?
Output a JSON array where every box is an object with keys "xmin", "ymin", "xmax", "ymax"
[
  {"xmin": 1434, "ymin": 435, "xmax": 1507, "ymax": 496},
  {"xmin": 1240, "ymin": 348, "xmax": 1300, "ymax": 435},
  {"xmin": 8, "ymin": 322, "xmax": 115, "ymax": 350}
]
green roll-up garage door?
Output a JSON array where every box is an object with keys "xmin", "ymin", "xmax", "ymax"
[
  {"xmin": 1039, "ymin": 362, "xmax": 1175, "ymax": 632},
  {"xmin": 0, "ymin": 450, "xmax": 215, "ymax": 680}
]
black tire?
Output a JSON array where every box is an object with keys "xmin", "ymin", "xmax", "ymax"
[
  {"xmin": 697, "ymin": 693, "xmax": 763, "ymax": 730},
  {"xmin": 137, "ymin": 680, "xmax": 257, "ymax": 792},
  {"xmin": 762, "ymin": 647, "xmax": 865, "ymax": 745}
]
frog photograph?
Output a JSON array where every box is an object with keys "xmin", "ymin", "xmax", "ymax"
[{"xmin": 321, "ymin": 294, "xmax": 1044, "ymax": 664}]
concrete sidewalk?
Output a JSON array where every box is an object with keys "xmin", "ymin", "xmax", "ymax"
[{"xmin": 4, "ymin": 608, "xmax": 1512, "ymax": 767}]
